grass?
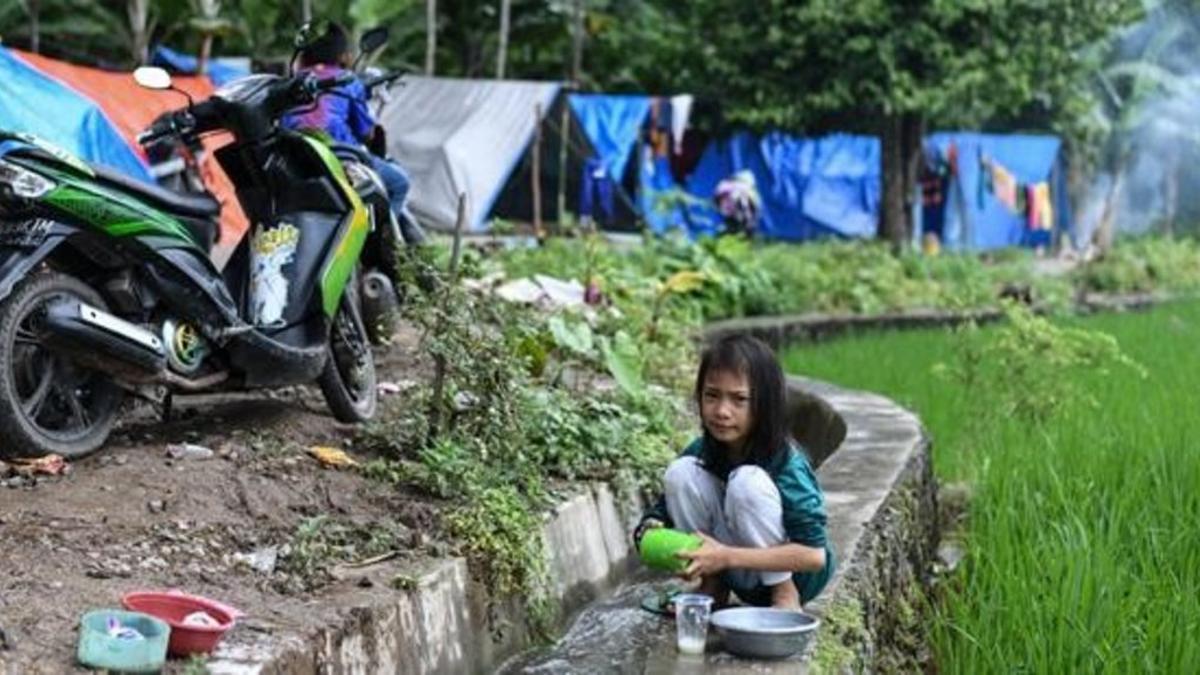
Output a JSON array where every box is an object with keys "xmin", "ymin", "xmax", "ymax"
[{"xmin": 783, "ymin": 301, "xmax": 1200, "ymax": 673}]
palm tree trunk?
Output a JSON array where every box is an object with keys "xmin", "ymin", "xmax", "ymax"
[
  {"xmin": 1163, "ymin": 153, "xmax": 1178, "ymax": 237},
  {"xmin": 425, "ymin": 0, "xmax": 437, "ymax": 75},
  {"xmin": 198, "ymin": 33, "xmax": 213, "ymax": 75},
  {"xmin": 496, "ymin": 0, "xmax": 511, "ymax": 79},
  {"xmin": 127, "ymin": 0, "xmax": 150, "ymax": 65},
  {"xmin": 1095, "ymin": 151, "xmax": 1130, "ymax": 254},
  {"xmin": 569, "ymin": 0, "xmax": 584, "ymax": 84},
  {"xmin": 25, "ymin": 0, "xmax": 40, "ymax": 54}
]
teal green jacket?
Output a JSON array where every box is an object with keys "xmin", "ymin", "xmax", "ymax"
[{"xmin": 641, "ymin": 437, "xmax": 835, "ymax": 603}]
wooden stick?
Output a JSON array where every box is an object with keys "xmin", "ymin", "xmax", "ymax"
[
  {"xmin": 533, "ymin": 104, "xmax": 544, "ymax": 238},
  {"xmin": 428, "ymin": 193, "xmax": 466, "ymax": 441}
]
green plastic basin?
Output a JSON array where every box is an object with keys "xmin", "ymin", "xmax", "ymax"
[{"xmin": 77, "ymin": 609, "xmax": 170, "ymax": 673}]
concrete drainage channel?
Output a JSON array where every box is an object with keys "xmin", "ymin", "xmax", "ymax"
[{"xmin": 204, "ymin": 372, "xmax": 935, "ymax": 674}]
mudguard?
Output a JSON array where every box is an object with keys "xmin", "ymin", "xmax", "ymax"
[{"xmin": 0, "ymin": 220, "xmax": 73, "ymax": 303}]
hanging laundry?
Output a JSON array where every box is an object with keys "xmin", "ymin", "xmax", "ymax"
[
  {"xmin": 1034, "ymin": 182, "xmax": 1053, "ymax": 230},
  {"xmin": 646, "ymin": 99, "xmax": 672, "ymax": 158},
  {"xmin": 991, "ymin": 161, "xmax": 1018, "ymax": 211},
  {"xmin": 977, "ymin": 150, "xmax": 990, "ymax": 209},
  {"xmin": 579, "ymin": 157, "xmax": 615, "ymax": 225},
  {"xmin": 920, "ymin": 147, "xmax": 951, "ymax": 243},
  {"xmin": 1024, "ymin": 184, "xmax": 1037, "ymax": 228},
  {"xmin": 669, "ymin": 95, "xmax": 693, "ymax": 154}
]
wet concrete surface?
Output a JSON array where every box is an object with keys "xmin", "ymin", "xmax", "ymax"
[{"xmin": 503, "ymin": 573, "xmax": 810, "ymax": 675}]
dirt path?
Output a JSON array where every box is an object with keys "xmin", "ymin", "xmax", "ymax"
[{"xmin": 0, "ymin": 323, "xmax": 440, "ymax": 672}]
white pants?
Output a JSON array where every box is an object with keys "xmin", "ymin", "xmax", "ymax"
[{"xmin": 663, "ymin": 455, "xmax": 792, "ymax": 588}]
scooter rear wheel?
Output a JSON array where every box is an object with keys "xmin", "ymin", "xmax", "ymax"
[
  {"xmin": 0, "ymin": 272, "xmax": 123, "ymax": 458},
  {"xmin": 318, "ymin": 282, "xmax": 378, "ymax": 423}
]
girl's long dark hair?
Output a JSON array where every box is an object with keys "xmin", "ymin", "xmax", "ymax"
[{"xmin": 695, "ymin": 334, "xmax": 791, "ymax": 475}]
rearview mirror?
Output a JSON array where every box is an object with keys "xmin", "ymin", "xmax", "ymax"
[
  {"xmin": 294, "ymin": 21, "xmax": 316, "ymax": 49},
  {"xmin": 133, "ymin": 66, "xmax": 173, "ymax": 91},
  {"xmin": 359, "ymin": 26, "xmax": 389, "ymax": 54}
]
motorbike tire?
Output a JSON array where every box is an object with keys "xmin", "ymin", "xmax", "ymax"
[
  {"xmin": 318, "ymin": 281, "xmax": 378, "ymax": 423},
  {"xmin": 0, "ymin": 272, "xmax": 124, "ymax": 458}
]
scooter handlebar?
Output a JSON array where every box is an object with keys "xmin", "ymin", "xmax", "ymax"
[
  {"xmin": 136, "ymin": 111, "xmax": 195, "ymax": 146},
  {"xmin": 362, "ymin": 72, "xmax": 403, "ymax": 92}
]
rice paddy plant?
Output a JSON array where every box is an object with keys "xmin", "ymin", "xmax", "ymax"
[{"xmin": 783, "ymin": 301, "xmax": 1200, "ymax": 673}]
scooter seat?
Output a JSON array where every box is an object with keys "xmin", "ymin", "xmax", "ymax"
[{"xmin": 91, "ymin": 163, "xmax": 221, "ymax": 219}]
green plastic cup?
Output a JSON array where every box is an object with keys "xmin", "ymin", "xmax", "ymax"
[{"xmin": 639, "ymin": 528, "xmax": 703, "ymax": 572}]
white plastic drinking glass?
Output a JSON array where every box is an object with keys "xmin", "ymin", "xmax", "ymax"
[{"xmin": 674, "ymin": 593, "xmax": 713, "ymax": 655}]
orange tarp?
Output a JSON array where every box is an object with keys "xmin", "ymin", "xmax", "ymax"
[{"xmin": 13, "ymin": 50, "xmax": 249, "ymax": 267}]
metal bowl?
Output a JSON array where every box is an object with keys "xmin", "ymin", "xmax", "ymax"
[{"xmin": 710, "ymin": 607, "xmax": 820, "ymax": 660}]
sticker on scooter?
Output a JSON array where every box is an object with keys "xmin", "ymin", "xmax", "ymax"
[{"xmin": 250, "ymin": 223, "xmax": 300, "ymax": 326}]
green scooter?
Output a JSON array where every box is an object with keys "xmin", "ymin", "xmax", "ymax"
[{"xmin": 0, "ymin": 60, "xmax": 379, "ymax": 457}]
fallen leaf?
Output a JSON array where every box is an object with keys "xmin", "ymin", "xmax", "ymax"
[{"xmin": 307, "ymin": 446, "xmax": 360, "ymax": 469}]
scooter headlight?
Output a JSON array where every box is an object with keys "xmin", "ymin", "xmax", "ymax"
[{"xmin": 0, "ymin": 158, "xmax": 57, "ymax": 199}]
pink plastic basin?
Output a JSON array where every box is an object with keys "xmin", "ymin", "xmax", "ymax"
[{"xmin": 121, "ymin": 590, "xmax": 242, "ymax": 657}]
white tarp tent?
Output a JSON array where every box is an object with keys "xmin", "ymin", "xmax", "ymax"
[{"xmin": 378, "ymin": 76, "xmax": 561, "ymax": 232}]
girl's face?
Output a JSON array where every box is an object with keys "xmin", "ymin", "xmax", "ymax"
[{"xmin": 700, "ymin": 368, "xmax": 753, "ymax": 450}]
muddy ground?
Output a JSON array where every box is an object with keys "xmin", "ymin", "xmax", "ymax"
[{"xmin": 0, "ymin": 323, "xmax": 443, "ymax": 673}]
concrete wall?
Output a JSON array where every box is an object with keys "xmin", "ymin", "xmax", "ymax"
[
  {"xmin": 206, "ymin": 484, "xmax": 645, "ymax": 675},
  {"xmin": 209, "ymin": 299, "xmax": 999, "ymax": 673},
  {"xmin": 207, "ymin": 373, "xmax": 936, "ymax": 674}
]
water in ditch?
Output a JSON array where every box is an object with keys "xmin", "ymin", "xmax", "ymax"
[
  {"xmin": 500, "ymin": 573, "xmax": 677, "ymax": 674},
  {"xmin": 500, "ymin": 573, "xmax": 808, "ymax": 674}
]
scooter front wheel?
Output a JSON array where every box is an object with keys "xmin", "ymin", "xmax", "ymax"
[
  {"xmin": 318, "ymin": 282, "xmax": 378, "ymax": 423},
  {"xmin": 0, "ymin": 272, "xmax": 123, "ymax": 458}
]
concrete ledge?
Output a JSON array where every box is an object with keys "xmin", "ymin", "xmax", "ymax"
[
  {"xmin": 706, "ymin": 292, "xmax": 1165, "ymax": 351},
  {"xmin": 707, "ymin": 308, "xmax": 1004, "ymax": 349},
  {"xmin": 792, "ymin": 376, "xmax": 937, "ymax": 673},
  {"xmin": 206, "ymin": 483, "xmax": 644, "ymax": 674}
]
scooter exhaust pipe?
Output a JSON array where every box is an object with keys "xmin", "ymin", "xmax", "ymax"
[
  {"xmin": 42, "ymin": 300, "xmax": 167, "ymax": 378},
  {"xmin": 397, "ymin": 207, "xmax": 428, "ymax": 246},
  {"xmin": 360, "ymin": 270, "xmax": 399, "ymax": 323}
]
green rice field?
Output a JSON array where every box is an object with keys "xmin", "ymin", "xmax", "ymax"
[{"xmin": 783, "ymin": 301, "xmax": 1200, "ymax": 673}]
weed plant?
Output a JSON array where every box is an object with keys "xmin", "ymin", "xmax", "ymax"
[
  {"xmin": 491, "ymin": 234, "xmax": 1087, "ymax": 320},
  {"xmin": 356, "ymin": 246, "xmax": 688, "ymax": 639}
]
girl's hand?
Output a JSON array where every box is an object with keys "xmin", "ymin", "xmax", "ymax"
[{"xmin": 678, "ymin": 532, "xmax": 733, "ymax": 579}]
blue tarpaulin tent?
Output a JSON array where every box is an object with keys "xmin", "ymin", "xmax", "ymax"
[
  {"xmin": 649, "ymin": 130, "xmax": 1066, "ymax": 250},
  {"xmin": 567, "ymin": 94, "xmax": 651, "ymax": 181},
  {"xmin": 925, "ymin": 132, "xmax": 1069, "ymax": 250},
  {"xmin": 0, "ymin": 47, "xmax": 152, "ymax": 181},
  {"xmin": 677, "ymin": 131, "xmax": 881, "ymax": 241},
  {"xmin": 152, "ymin": 46, "xmax": 250, "ymax": 87}
]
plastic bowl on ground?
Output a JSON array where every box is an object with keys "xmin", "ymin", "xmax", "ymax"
[
  {"xmin": 710, "ymin": 607, "xmax": 820, "ymax": 659},
  {"xmin": 121, "ymin": 590, "xmax": 241, "ymax": 657},
  {"xmin": 78, "ymin": 609, "xmax": 170, "ymax": 673}
]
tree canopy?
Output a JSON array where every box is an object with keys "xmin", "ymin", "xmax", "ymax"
[
  {"xmin": 1, "ymin": 0, "xmax": 1155, "ymax": 242},
  {"xmin": 1, "ymin": 1, "xmax": 1143, "ymax": 134}
]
